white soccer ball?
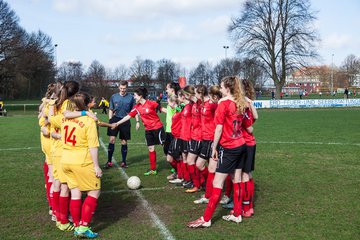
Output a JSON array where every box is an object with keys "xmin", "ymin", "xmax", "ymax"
[{"xmin": 127, "ymin": 176, "xmax": 141, "ymax": 190}]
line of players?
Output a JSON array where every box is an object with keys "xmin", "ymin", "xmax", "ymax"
[
  {"xmin": 38, "ymin": 81, "xmax": 113, "ymax": 238},
  {"xmin": 107, "ymin": 76, "xmax": 258, "ymax": 227},
  {"xmin": 163, "ymin": 77, "xmax": 258, "ymax": 227},
  {"xmin": 38, "ymin": 75, "xmax": 258, "ymax": 238}
]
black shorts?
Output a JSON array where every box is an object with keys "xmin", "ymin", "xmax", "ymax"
[
  {"xmin": 216, "ymin": 144, "xmax": 247, "ymax": 174},
  {"xmin": 243, "ymin": 144, "xmax": 256, "ymax": 173},
  {"xmin": 107, "ymin": 116, "xmax": 131, "ymax": 140},
  {"xmin": 167, "ymin": 138, "xmax": 182, "ymax": 161},
  {"xmin": 145, "ymin": 127, "xmax": 165, "ymax": 146},
  {"xmin": 179, "ymin": 139, "xmax": 190, "ymax": 153},
  {"xmin": 163, "ymin": 132, "xmax": 173, "ymax": 155},
  {"xmin": 189, "ymin": 139, "xmax": 202, "ymax": 155},
  {"xmin": 199, "ymin": 140, "xmax": 213, "ymax": 160}
]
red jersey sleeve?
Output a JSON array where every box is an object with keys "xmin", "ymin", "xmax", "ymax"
[
  {"xmin": 214, "ymin": 101, "xmax": 227, "ymax": 125},
  {"xmin": 128, "ymin": 105, "xmax": 139, "ymax": 118}
]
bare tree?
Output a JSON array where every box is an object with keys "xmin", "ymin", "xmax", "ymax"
[
  {"xmin": 156, "ymin": 58, "xmax": 181, "ymax": 90},
  {"xmin": 213, "ymin": 58, "xmax": 242, "ymax": 85},
  {"xmin": 340, "ymin": 54, "xmax": 360, "ymax": 87},
  {"xmin": 84, "ymin": 60, "xmax": 110, "ymax": 97},
  {"xmin": 129, "ymin": 56, "xmax": 155, "ymax": 87},
  {"xmin": 58, "ymin": 61, "xmax": 83, "ymax": 82},
  {"xmin": 189, "ymin": 61, "xmax": 214, "ymax": 86},
  {"xmin": 113, "ymin": 64, "xmax": 128, "ymax": 80},
  {"xmin": 229, "ymin": 0, "xmax": 319, "ymax": 98}
]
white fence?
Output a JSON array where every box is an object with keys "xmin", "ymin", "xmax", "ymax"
[{"xmin": 253, "ymin": 99, "xmax": 360, "ymax": 109}]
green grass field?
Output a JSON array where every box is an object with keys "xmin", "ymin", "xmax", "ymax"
[{"xmin": 0, "ymin": 107, "xmax": 359, "ymax": 239}]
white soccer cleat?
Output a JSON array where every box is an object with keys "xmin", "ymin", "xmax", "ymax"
[
  {"xmin": 222, "ymin": 213, "xmax": 242, "ymax": 223},
  {"xmin": 219, "ymin": 195, "xmax": 231, "ymax": 204},
  {"xmin": 193, "ymin": 197, "xmax": 209, "ymax": 204},
  {"xmin": 169, "ymin": 178, "xmax": 183, "ymax": 184},
  {"xmin": 187, "ymin": 216, "xmax": 211, "ymax": 228}
]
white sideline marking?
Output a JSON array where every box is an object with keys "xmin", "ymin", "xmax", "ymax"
[
  {"xmin": 99, "ymin": 138, "xmax": 176, "ymax": 240},
  {"xmin": 258, "ymin": 141, "xmax": 360, "ymax": 146},
  {"xmin": 0, "ymin": 147, "xmax": 38, "ymax": 151},
  {"xmin": 102, "ymin": 186, "xmax": 182, "ymax": 194}
]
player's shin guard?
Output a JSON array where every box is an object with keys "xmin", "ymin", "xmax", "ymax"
[
  {"xmin": 149, "ymin": 150, "xmax": 157, "ymax": 170},
  {"xmin": 59, "ymin": 196, "xmax": 70, "ymax": 224},
  {"xmin": 204, "ymin": 172, "xmax": 215, "ymax": 199},
  {"xmin": 121, "ymin": 144, "xmax": 128, "ymax": 164},
  {"xmin": 200, "ymin": 167, "xmax": 208, "ymax": 183},
  {"xmin": 182, "ymin": 162, "xmax": 191, "ymax": 182},
  {"xmin": 242, "ymin": 181, "xmax": 251, "ymax": 213},
  {"xmin": 108, "ymin": 143, "xmax": 114, "ymax": 163},
  {"xmin": 169, "ymin": 160, "xmax": 177, "ymax": 171},
  {"xmin": 46, "ymin": 180, "xmax": 52, "ymax": 208},
  {"xmin": 249, "ymin": 178, "xmax": 255, "ymax": 210},
  {"xmin": 177, "ymin": 161, "xmax": 183, "ymax": 179},
  {"xmin": 81, "ymin": 196, "xmax": 98, "ymax": 227},
  {"xmin": 203, "ymin": 187, "xmax": 222, "ymax": 222},
  {"xmin": 188, "ymin": 164, "xmax": 200, "ymax": 188},
  {"xmin": 52, "ymin": 191, "xmax": 60, "ymax": 220},
  {"xmin": 225, "ymin": 175, "xmax": 232, "ymax": 197},
  {"xmin": 70, "ymin": 199, "xmax": 82, "ymax": 227},
  {"xmin": 233, "ymin": 182, "xmax": 244, "ymax": 217}
]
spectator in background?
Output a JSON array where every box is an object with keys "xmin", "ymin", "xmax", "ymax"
[
  {"xmin": 98, "ymin": 97, "xmax": 109, "ymax": 114},
  {"xmin": 319, "ymin": 92, "xmax": 322, "ymax": 98},
  {"xmin": 280, "ymin": 92, "xmax": 284, "ymax": 99},
  {"xmin": 271, "ymin": 91, "xmax": 275, "ymax": 99},
  {"xmin": 344, "ymin": 88, "xmax": 349, "ymax": 99},
  {"xmin": 299, "ymin": 89, "xmax": 303, "ymax": 99}
]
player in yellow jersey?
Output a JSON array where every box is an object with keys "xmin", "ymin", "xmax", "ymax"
[
  {"xmin": 61, "ymin": 92, "xmax": 102, "ymax": 238},
  {"xmin": 48, "ymin": 81, "xmax": 79, "ymax": 232},
  {"xmin": 38, "ymin": 83, "xmax": 61, "ymax": 219}
]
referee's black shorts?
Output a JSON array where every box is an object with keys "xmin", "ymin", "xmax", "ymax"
[{"xmin": 107, "ymin": 116, "xmax": 131, "ymax": 140}]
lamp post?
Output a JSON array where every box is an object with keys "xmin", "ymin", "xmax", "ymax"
[
  {"xmin": 330, "ymin": 53, "xmax": 334, "ymax": 93},
  {"xmin": 223, "ymin": 46, "xmax": 229, "ymax": 59},
  {"xmin": 54, "ymin": 44, "xmax": 58, "ymax": 81}
]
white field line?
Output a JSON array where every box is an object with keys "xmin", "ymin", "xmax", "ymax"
[
  {"xmin": 99, "ymin": 138, "xmax": 175, "ymax": 240},
  {"xmin": 257, "ymin": 141, "xmax": 360, "ymax": 146},
  {"xmin": 101, "ymin": 186, "xmax": 182, "ymax": 194},
  {"xmin": 1, "ymin": 140, "xmax": 359, "ymax": 152},
  {"xmin": 0, "ymin": 146, "xmax": 38, "ymax": 151}
]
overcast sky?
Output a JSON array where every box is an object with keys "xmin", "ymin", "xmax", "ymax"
[{"xmin": 7, "ymin": 0, "xmax": 360, "ymax": 72}]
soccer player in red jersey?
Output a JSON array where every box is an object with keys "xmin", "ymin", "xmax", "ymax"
[
  {"xmin": 187, "ymin": 76, "xmax": 250, "ymax": 228},
  {"xmin": 193, "ymin": 85, "xmax": 222, "ymax": 203},
  {"xmin": 166, "ymin": 95, "xmax": 183, "ymax": 182},
  {"xmin": 185, "ymin": 85, "xmax": 207, "ymax": 193},
  {"xmin": 241, "ymin": 79, "xmax": 258, "ymax": 217},
  {"xmin": 178, "ymin": 86, "xmax": 195, "ymax": 188},
  {"xmin": 112, "ymin": 87, "xmax": 165, "ymax": 176}
]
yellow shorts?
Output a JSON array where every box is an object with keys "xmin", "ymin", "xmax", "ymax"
[
  {"xmin": 52, "ymin": 155, "xmax": 68, "ymax": 183},
  {"xmin": 41, "ymin": 135, "xmax": 52, "ymax": 163},
  {"xmin": 62, "ymin": 163, "xmax": 101, "ymax": 191}
]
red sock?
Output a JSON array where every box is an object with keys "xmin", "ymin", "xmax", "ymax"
[
  {"xmin": 203, "ymin": 187, "xmax": 222, "ymax": 222},
  {"xmin": 233, "ymin": 182, "xmax": 244, "ymax": 217},
  {"xmin": 149, "ymin": 151, "xmax": 157, "ymax": 170},
  {"xmin": 81, "ymin": 196, "xmax": 98, "ymax": 226},
  {"xmin": 43, "ymin": 161, "xmax": 49, "ymax": 184},
  {"xmin": 70, "ymin": 199, "xmax": 82, "ymax": 227},
  {"xmin": 52, "ymin": 191, "xmax": 60, "ymax": 220},
  {"xmin": 59, "ymin": 196, "xmax": 70, "ymax": 224},
  {"xmin": 225, "ymin": 175, "xmax": 232, "ymax": 197},
  {"xmin": 242, "ymin": 181, "xmax": 251, "ymax": 213},
  {"xmin": 182, "ymin": 162, "xmax": 190, "ymax": 182},
  {"xmin": 169, "ymin": 160, "xmax": 177, "ymax": 170},
  {"xmin": 46, "ymin": 181, "xmax": 52, "ymax": 208},
  {"xmin": 249, "ymin": 178, "xmax": 254, "ymax": 209},
  {"xmin": 176, "ymin": 161, "xmax": 183, "ymax": 179},
  {"xmin": 204, "ymin": 172, "xmax": 215, "ymax": 199},
  {"xmin": 188, "ymin": 164, "xmax": 200, "ymax": 188},
  {"xmin": 200, "ymin": 167, "xmax": 208, "ymax": 183}
]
